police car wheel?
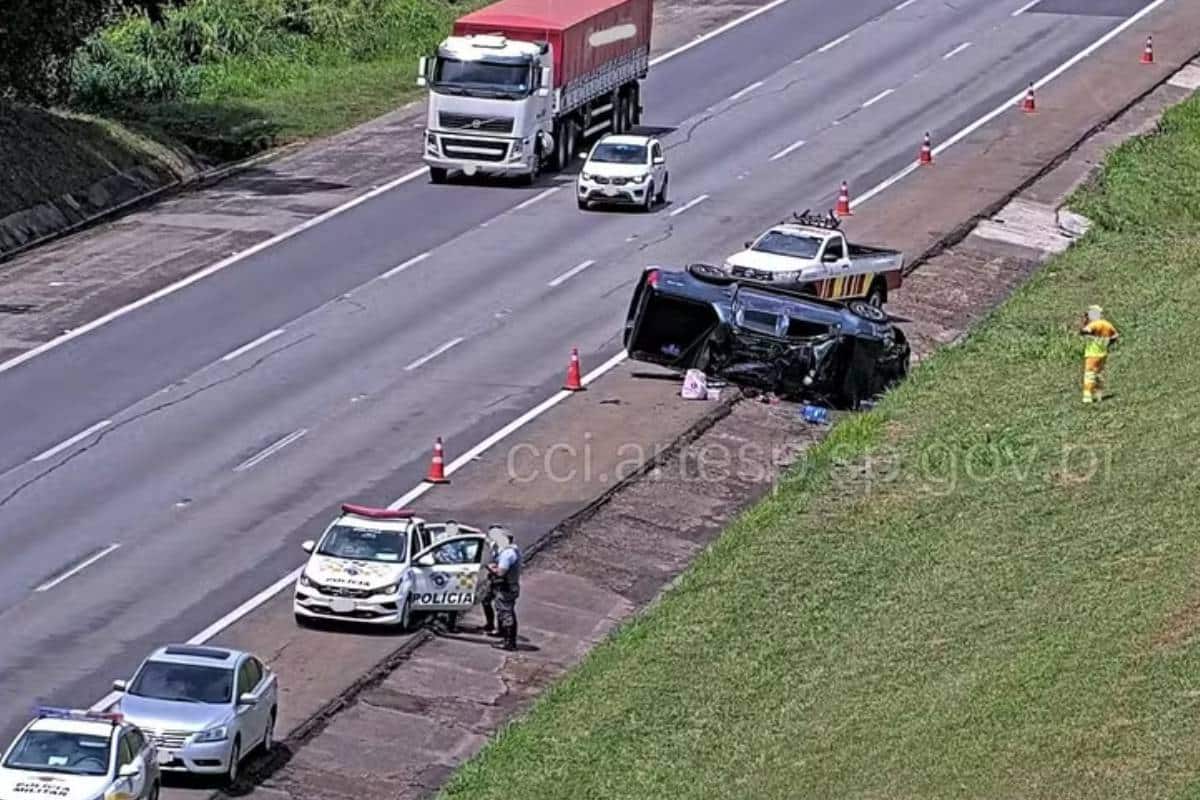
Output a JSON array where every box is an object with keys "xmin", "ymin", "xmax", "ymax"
[{"xmin": 262, "ymin": 711, "xmax": 275, "ymax": 753}]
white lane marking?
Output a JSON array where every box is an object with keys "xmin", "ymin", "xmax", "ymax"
[
  {"xmin": 387, "ymin": 350, "xmax": 630, "ymax": 512},
  {"xmin": 769, "ymin": 139, "xmax": 807, "ymax": 161},
  {"xmin": 403, "ymin": 337, "xmax": 465, "ymax": 372},
  {"xmin": 220, "ymin": 329, "xmax": 285, "ymax": 363},
  {"xmin": 548, "ymin": 260, "xmax": 597, "ymax": 288},
  {"xmin": 856, "ymin": 0, "xmax": 1168, "ymax": 207},
  {"xmin": 514, "ymin": 187, "xmax": 561, "ymax": 211},
  {"xmin": 1012, "ymin": 0, "xmax": 1041, "ymax": 15},
  {"xmin": 35, "ymin": 544, "xmax": 121, "ymax": 592},
  {"xmin": 943, "ymin": 42, "xmax": 973, "ymax": 60},
  {"xmin": 669, "ymin": 194, "xmax": 710, "ymax": 217},
  {"xmin": 862, "ymin": 88, "xmax": 895, "ymax": 108},
  {"xmin": 728, "ymin": 80, "xmax": 764, "ymax": 102},
  {"xmin": 382, "ymin": 251, "xmax": 431, "ymax": 280},
  {"xmin": 0, "ymin": 0, "xmax": 803, "ymax": 382},
  {"xmin": 649, "ymin": 0, "xmax": 794, "ymax": 66},
  {"xmin": 894, "ymin": 0, "xmax": 918, "ymax": 10},
  {"xmin": 33, "ymin": 420, "xmax": 112, "ymax": 463},
  {"xmin": 85, "ymin": 0, "xmax": 1171, "ymax": 714},
  {"xmin": 233, "ymin": 429, "xmax": 308, "ymax": 473},
  {"xmin": 818, "ymin": 32, "xmax": 853, "ymax": 52}
]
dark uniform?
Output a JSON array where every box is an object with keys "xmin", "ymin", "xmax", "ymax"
[{"xmin": 487, "ymin": 532, "xmax": 521, "ymax": 652}]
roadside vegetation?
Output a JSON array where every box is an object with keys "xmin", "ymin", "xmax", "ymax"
[
  {"xmin": 437, "ymin": 94, "xmax": 1200, "ymax": 799},
  {"xmin": 1, "ymin": 0, "xmax": 483, "ymax": 224}
]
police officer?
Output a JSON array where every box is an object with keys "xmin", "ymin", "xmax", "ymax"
[{"xmin": 485, "ymin": 527, "xmax": 521, "ymax": 652}]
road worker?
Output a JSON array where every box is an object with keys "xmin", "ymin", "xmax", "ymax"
[{"xmin": 1079, "ymin": 304, "xmax": 1119, "ymax": 403}]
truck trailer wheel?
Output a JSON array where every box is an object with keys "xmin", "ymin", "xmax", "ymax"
[{"xmin": 429, "ymin": 167, "xmax": 448, "ymax": 185}]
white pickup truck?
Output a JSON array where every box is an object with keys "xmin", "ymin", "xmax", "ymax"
[{"xmin": 721, "ymin": 210, "xmax": 904, "ymax": 307}]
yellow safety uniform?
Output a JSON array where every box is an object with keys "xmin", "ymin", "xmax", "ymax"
[{"xmin": 1081, "ymin": 317, "xmax": 1118, "ymax": 402}]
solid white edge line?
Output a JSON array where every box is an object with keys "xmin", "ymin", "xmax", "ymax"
[
  {"xmin": 387, "ymin": 349, "xmax": 630, "ymax": 511},
  {"xmin": 818, "ymin": 32, "xmax": 853, "ymax": 53},
  {"xmin": 382, "ymin": 251, "xmax": 432, "ymax": 279},
  {"xmin": 728, "ymin": 80, "xmax": 764, "ymax": 102},
  {"xmin": 894, "ymin": 0, "xmax": 918, "ymax": 10},
  {"xmin": 648, "ymin": 0, "xmax": 794, "ymax": 66},
  {"xmin": 548, "ymin": 259, "xmax": 597, "ymax": 288},
  {"xmin": 33, "ymin": 420, "xmax": 112, "ymax": 463},
  {"xmin": 233, "ymin": 429, "xmax": 308, "ymax": 473},
  {"xmin": 514, "ymin": 187, "xmax": 561, "ymax": 210},
  {"xmin": 403, "ymin": 337, "xmax": 466, "ymax": 372},
  {"xmin": 943, "ymin": 42, "xmax": 973, "ymax": 60},
  {"xmin": 84, "ymin": 0, "xmax": 1170, "ymax": 712},
  {"xmin": 0, "ymin": 0, "xmax": 799, "ymax": 382},
  {"xmin": 669, "ymin": 194, "xmax": 711, "ymax": 217},
  {"xmin": 220, "ymin": 328, "xmax": 286, "ymax": 363},
  {"xmin": 855, "ymin": 0, "xmax": 1167, "ymax": 208},
  {"xmin": 35, "ymin": 543, "xmax": 121, "ymax": 592},
  {"xmin": 1012, "ymin": 0, "xmax": 1041, "ymax": 16},
  {"xmin": 862, "ymin": 88, "xmax": 895, "ymax": 108}
]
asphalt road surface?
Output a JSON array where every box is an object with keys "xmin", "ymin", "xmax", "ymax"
[{"xmin": 0, "ymin": 0, "xmax": 1163, "ymax": 765}]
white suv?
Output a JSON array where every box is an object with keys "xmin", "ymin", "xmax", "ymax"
[{"xmin": 577, "ymin": 134, "xmax": 668, "ymax": 212}]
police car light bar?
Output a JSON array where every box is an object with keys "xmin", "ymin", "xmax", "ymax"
[
  {"xmin": 341, "ymin": 504, "xmax": 414, "ymax": 519},
  {"xmin": 36, "ymin": 706, "xmax": 123, "ymax": 724},
  {"xmin": 790, "ymin": 208, "xmax": 842, "ymax": 230}
]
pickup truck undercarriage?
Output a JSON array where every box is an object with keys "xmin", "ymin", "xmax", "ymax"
[{"xmin": 623, "ymin": 264, "xmax": 911, "ymax": 408}]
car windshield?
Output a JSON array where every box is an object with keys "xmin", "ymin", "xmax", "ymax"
[
  {"xmin": 590, "ymin": 143, "xmax": 648, "ymax": 164},
  {"xmin": 3, "ymin": 730, "xmax": 110, "ymax": 776},
  {"xmin": 128, "ymin": 661, "xmax": 233, "ymax": 704},
  {"xmin": 432, "ymin": 57, "xmax": 530, "ymax": 96},
  {"xmin": 751, "ymin": 232, "xmax": 823, "ymax": 259},
  {"xmin": 318, "ymin": 525, "xmax": 406, "ymax": 563}
]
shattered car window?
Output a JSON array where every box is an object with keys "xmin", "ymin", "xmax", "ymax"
[{"xmin": 751, "ymin": 232, "xmax": 823, "ymax": 259}]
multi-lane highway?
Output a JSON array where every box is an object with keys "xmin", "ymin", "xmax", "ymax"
[{"xmin": 0, "ymin": 0, "xmax": 1169, "ymax": 759}]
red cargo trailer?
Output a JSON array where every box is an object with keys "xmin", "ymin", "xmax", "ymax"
[{"xmin": 421, "ymin": 0, "xmax": 655, "ymax": 182}]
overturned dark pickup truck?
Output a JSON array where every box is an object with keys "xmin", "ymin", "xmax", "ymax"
[{"xmin": 623, "ymin": 264, "xmax": 911, "ymax": 408}]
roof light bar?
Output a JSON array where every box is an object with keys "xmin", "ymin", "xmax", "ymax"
[{"xmin": 341, "ymin": 504, "xmax": 415, "ymax": 520}]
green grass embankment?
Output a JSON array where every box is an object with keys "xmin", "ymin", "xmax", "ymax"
[{"xmin": 436, "ymin": 95, "xmax": 1200, "ymax": 799}]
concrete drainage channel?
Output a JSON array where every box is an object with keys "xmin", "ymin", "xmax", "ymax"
[{"xmin": 200, "ymin": 53, "xmax": 1200, "ymax": 800}]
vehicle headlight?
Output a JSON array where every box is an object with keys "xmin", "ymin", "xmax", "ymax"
[
  {"xmin": 299, "ymin": 572, "xmax": 317, "ymax": 589},
  {"xmin": 377, "ymin": 582, "xmax": 400, "ymax": 595},
  {"xmin": 721, "ymin": 262, "xmax": 736, "ymax": 274},
  {"xmin": 633, "ymin": 172, "xmax": 649, "ymax": 183},
  {"xmin": 580, "ymin": 172, "xmax": 592, "ymax": 182},
  {"xmin": 192, "ymin": 725, "xmax": 229, "ymax": 743}
]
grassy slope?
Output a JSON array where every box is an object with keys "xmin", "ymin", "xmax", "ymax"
[
  {"xmin": 1, "ymin": 0, "xmax": 485, "ymax": 222},
  {"xmin": 436, "ymin": 96, "xmax": 1200, "ymax": 799}
]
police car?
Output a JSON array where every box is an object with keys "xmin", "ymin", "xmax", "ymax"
[
  {"xmin": 0, "ymin": 707, "xmax": 160, "ymax": 800},
  {"xmin": 293, "ymin": 504, "xmax": 489, "ymax": 630}
]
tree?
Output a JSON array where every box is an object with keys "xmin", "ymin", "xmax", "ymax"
[{"xmin": 0, "ymin": 0, "xmax": 116, "ymax": 104}]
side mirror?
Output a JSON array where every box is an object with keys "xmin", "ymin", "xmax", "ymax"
[
  {"xmin": 301, "ymin": 540, "xmax": 315, "ymax": 553},
  {"xmin": 417, "ymin": 56, "xmax": 428, "ymax": 88},
  {"xmin": 118, "ymin": 764, "xmax": 140, "ymax": 778},
  {"xmin": 540, "ymin": 66, "xmax": 551, "ymax": 89},
  {"xmin": 238, "ymin": 693, "xmax": 258, "ymax": 707},
  {"xmin": 112, "ymin": 680, "xmax": 127, "ymax": 692},
  {"xmin": 744, "ymin": 241, "xmax": 753, "ymax": 248},
  {"xmin": 416, "ymin": 554, "xmax": 436, "ymax": 567}
]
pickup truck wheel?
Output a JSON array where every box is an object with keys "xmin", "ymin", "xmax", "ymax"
[
  {"xmin": 657, "ymin": 175, "xmax": 668, "ymax": 205},
  {"xmin": 642, "ymin": 183, "xmax": 655, "ymax": 212},
  {"xmin": 429, "ymin": 167, "xmax": 448, "ymax": 185},
  {"xmin": 865, "ymin": 281, "xmax": 886, "ymax": 309}
]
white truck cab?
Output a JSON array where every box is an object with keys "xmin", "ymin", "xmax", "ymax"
[
  {"xmin": 293, "ymin": 504, "xmax": 488, "ymax": 630},
  {"xmin": 722, "ymin": 211, "xmax": 904, "ymax": 307}
]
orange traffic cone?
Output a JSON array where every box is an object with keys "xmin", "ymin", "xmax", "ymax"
[
  {"xmin": 424, "ymin": 437, "xmax": 450, "ymax": 484},
  {"xmin": 835, "ymin": 181, "xmax": 852, "ymax": 216},
  {"xmin": 918, "ymin": 132, "xmax": 933, "ymax": 165},
  {"xmin": 1021, "ymin": 84, "xmax": 1037, "ymax": 113},
  {"xmin": 1141, "ymin": 35, "xmax": 1154, "ymax": 64},
  {"xmin": 564, "ymin": 347, "xmax": 584, "ymax": 391}
]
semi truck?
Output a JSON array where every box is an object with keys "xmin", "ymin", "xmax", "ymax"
[{"xmin": 417, "ymin": 0, "xmax": 654, "ymax": 185}]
